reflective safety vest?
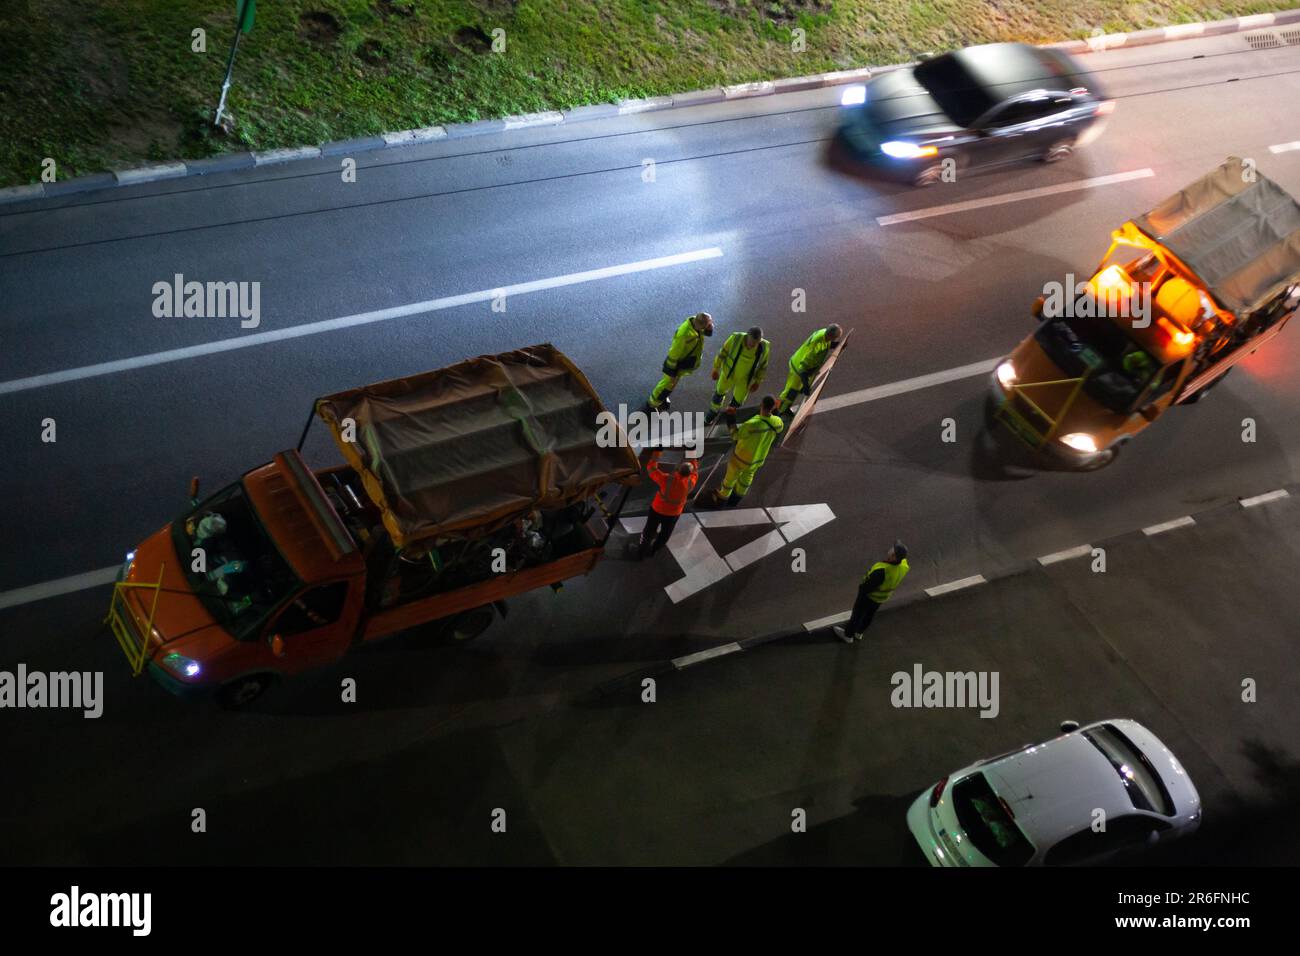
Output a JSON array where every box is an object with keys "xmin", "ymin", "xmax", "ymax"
[
  {"xmin": 664, "ymin": 318, "xmax": 707, "ymax": 374},
  {"xmin": 865, "ymin": 558, "xmax": 910, "ymax": 603},
  {"xmin": 713, "ymin": 332, "xmax": 770, "ymax": 389},
  {"xmin": 648, "ymin": 462, "xmax": 698, "ymax": 516},
  {"xmin": 790, "ymin": 328, "xmax": 835, "ymax": 375},
  {"xmin": 732, "ymin": 413, "xmax": 784, "ymax": 467}
]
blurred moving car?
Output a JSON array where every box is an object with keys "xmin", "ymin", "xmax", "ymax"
[
  {"xmin": 838, "ymin": 42, "xmax": 1112, "ymax": 186},
  {"xmin": 907, "ymin": 719, "xmax": 1201, "ymax": 866}
]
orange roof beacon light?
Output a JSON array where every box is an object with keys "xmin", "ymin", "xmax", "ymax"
[{"xmin": 990, "ymin": 156, "xmax": 1300, "ymax": 471}]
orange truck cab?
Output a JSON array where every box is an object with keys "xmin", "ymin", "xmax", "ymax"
[
  {"xmin": 991, "ymin": 157, "xmax": 1300, "ymax": 469},
  {"xmin": 106, "ymin": 345, "xmax": 638, "ymax": 707}
]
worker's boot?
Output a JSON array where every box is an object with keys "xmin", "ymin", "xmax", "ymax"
[{"xmin": 726, "ymin": 492, "xmax": 741, "ymax": 508}]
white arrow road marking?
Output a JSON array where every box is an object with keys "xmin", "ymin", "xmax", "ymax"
[{"xmin": 622, "ymin": 503, "xmax": 836, "ymax": 603}]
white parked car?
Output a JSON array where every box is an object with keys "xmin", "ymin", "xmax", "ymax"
[{"xmin": 907, "ymin": 719, "xmax": 1201, "ymax": 866}]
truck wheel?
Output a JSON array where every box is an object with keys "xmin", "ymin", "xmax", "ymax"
[
  {"xmin": 1077, "ymin": 444, "xmax": 1119, "ymax": 471},
  {"xmin": 444, "ymin": 605, "xmax": 496, "ymax": 645},
  {"xmin": 217, "ymin": 674, "xmax": 273, "ymax": 709},
  {"xmin": 1182, "ymin": 368, "xmax": 1231, "ymax": 404}
]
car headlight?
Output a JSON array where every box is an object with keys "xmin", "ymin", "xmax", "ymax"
[
  {"xmin": 996, "ymin": 361, "xmax": 1017, "ymax": 388},
  {"xmin": 161, "ymin": 652, "xmax": 202, "ymax": 680},
  {"xmin": 881, "ymin": 140, "xmax": 938, "ymax": 159},
  {"xmin": 840, "ymin": 85, "xmax": 867, "ymax": 107},
  {"xmin": 1059, "ymin": 432, "xmax": 1098, "ymax": 453}
]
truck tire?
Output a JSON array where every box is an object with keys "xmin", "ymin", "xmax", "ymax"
[
  {"xmin": 217, "ymin": 673, "xmax": 273, "ymax": 709},
  {"xmin": 443, "ymin": 605, "xmax": 496, "ymax": 645},
  {"xmin": 1076, "ymin": 443, "xmax": 1119, "ymax": 471},
  {"xmin": 1182, "ymin": 368, "xmax": 1231, "ymax": 404}
]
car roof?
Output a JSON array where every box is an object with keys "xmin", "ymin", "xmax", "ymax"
[
  {"xmin": 952, "ymin": 42, "xmax": 1085, "ymax": 100},
  {"xmin": 971, "ymin": 719, "xmax": 1185, "ymax": 846}
]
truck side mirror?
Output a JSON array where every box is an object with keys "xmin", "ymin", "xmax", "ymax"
[
  {"xmin": 268, "ymin": 634, "xmax": 286, "ymax": 658},
  {"xmin": 1139, "ymin": 404, "xmax": 1161, "ymax": 422},
  {"xmin": 1032, "ymin": 295, "xmax": 1046, "ymax": 320},
  {"xmin": 188, "ymin": 476, "xmax": 201, "ymax": 504},
  {"xmin": 1059, "ymin": 720, "xmax": 1080, "ymax": 733}
]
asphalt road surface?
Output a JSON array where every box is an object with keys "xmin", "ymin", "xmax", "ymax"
[{"xmin": 2, "ymin": 29, "xmax": 1299, "ymax": 864}]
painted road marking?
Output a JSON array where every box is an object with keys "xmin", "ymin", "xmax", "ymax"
[
  {"xmin": 925, "ymin": 574, "xmax": 987, "ymax": 597},
  {"xmin": 1142, "ymin": 515, "xmax": 1196, "ymax": 535},
  {"xmin": 672, "ymin": 643, "xmax": 742, "ymax": 669},
  {"xmin": 0, "ymin": 247, "xmax": 725, "ymax": 397},
  {"xmin": 1038, "ymin": 544, "xmax": 1093, "ymax": 566},
  {"xmin": 876, "ymin": 169, "xmax": 1156, "ymax": 226},
  {"xmin": 1269, "ymin": 142, "xmax": 1300, "ymax": 154},
  {"xmin": 803, "ymin": 610, "xmax": 852, "ymax": 631},
  {"xmin": 0, "ymin": 566, "xmax": 119, "ymax": 612},
  {"xmin": 621, "ymin": 503, "xmax": 836, "ymax": 603},
  {"xmin": 814, "ymin": 358, "xmax": 998, "ymax": 414},
  {"xmin": 1240, "ymin": 488, "xmax": 1290, "ymax": 507}
]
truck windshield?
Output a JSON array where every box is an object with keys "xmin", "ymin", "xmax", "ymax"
[
  {"xmin": 1034, "ymin": 315, "xmax": 1163, "ymax": 413},
  {"xmin": 171, "ymin": 482, "xmax": 300, "ymax": 640}
]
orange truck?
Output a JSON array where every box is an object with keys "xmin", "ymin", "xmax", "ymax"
[
  {"xmin": 991, "ymin": 157, "xmax": 1300, "ymax": 469},
  {"xmin": 106, "ymin": 345, "xmax": 639, "ymax": 707}
]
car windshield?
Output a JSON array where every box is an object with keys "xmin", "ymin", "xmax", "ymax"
[
  {"xmin": 171, "ymin": 481, "xmax": 300, "ymax": 641},
  {"xmin": 1034, "ymin": 315, "xmax": 1165, "ymax": 413},
  {"xmin": 1084, "ymin": 725, "xmax": 1176, "ymax": 815},
  {"xmin": 951, "ymin": 773, "xmax": 1035, "ymax": 866},
  {"xmin": 913, "ymin": 53, "xmax": 995, "ymax": 127}
]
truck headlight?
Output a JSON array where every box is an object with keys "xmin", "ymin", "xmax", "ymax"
[
  {"xmin": 1060, "ymin": 432, "xmax": 1098, "ymax": 453},
  {"xmin": 161, "ymin": 652, "xmax": 202, "ymax": 680},
  {"xmin": 996, "ymin": 361, "xmax": 1017, "ymax": 388},
  {"xmin": 840, "ymin": 85, "xmax": 867, "ymax": 107},
  {"xmin": 881, "ymin": 140, "xmax": 938, "ymax": 159}
]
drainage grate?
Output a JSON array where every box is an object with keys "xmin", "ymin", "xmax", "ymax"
[
  {"xmin": 1281, "ymin": 27, "xmax": 1300, "ymax": 45},
  {"xmin": 1244, "ymin": 30, "xmax": 1284, "ymax": 49}
]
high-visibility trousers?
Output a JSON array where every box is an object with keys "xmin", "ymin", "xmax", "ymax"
[
  {"xmin": 779, "ymin": 365, "xmax": 812, "ymax": 408},
  {"xmin": 709, "ymin": 373, "xmax": 752, "ymax": 414},
  {"xmin": 649, "ymin": 371, "xmax": 685, "ymax": 407},
  {"xmin": 719, "ymin": 452, "xmax": 761, "ymax": 499}
]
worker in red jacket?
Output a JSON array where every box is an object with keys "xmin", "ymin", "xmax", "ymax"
[{"xmin": 639, "ymin": 450, "xmax": 699, "ymax": 558}]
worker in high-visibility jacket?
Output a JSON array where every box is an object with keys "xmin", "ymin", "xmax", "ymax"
[
  {"xmin": 833, "ymin": 541, "xmax": 910, "ymax": 642},
  {"xmin": 705, "ymin": 326, "xmax": 770, "ymax": 425},
  {"xmin": 776, "ymin": 324, "xmax": 842, "ymax": 414},
  {"xmin": 639, "ymin": 450, "xmax": 699, "ymax": 557},
  {"xmin": 712, "ymin": 395, "xmax": 783, "ymax": 506},
  {"xmin": 648, "ymin": 312, "xmax": 714, "ymax": 409}
]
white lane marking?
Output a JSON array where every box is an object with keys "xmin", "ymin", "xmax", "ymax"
[
  {"xmin": 0, "ymin": 566, "xmax": 119, "ymax": 612},
  {"xmin": 925, "ymin": 574, "xmax": 986, "ymax": 597},
  {"xmin": 724, "ymin": 528, "xmax": 787, "ymax": 572},
  {"xmin": 876, "ymin": 169, "xmax": 1156, "ymax": 226},
  {"xmin": 0, "ymin": 247, "xmax": 725, "ymax": 397},
  {"xmin": 804, "ymin": 610, "xmax": 851, "ymax": 631},
  {"xmin": 1241, "ymin": 488, "xmax": 1290, "ymax": 507},
  {"xmin": 767, "ymin": 503, "xmax": 836, "ymax": 542},
  {"xmin": 672, "ymin": 643, "xmax": 742, "ymax": 669},
  {"xmin": 814, "ymin": 358, "xmax": 998, "ymax": 414},
  {"xmin": 1038, "ymin": 543, "xmax": 1093, "ymax": 566},
  {"xmin": 1269, "ymin": 142, "xmax": 1300, "ymax": 154},
  {"xmin": 1142, "ymin": 515, "xmax": 1196, "ymax": 535},
  {"xmin": 696, "ymin": 510, "xmax": 771, "ymax": 528}
]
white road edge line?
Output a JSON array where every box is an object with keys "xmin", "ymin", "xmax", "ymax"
[
  {"xmin": 925, "ymin": 574, "xmax": 987, "ymax": 597},
  {"xmin": 1142, "ymin": 515, "xmax": 1196, "ymax": 536},
  {"xmin": 1038, "ymin": 543, "xmax": 1093, "ymax": 566},
  {"xmin": 0, "ymin": 566, "xmax": 120, "ymax": 612},
  {"xmin": 876, "ymin": 168, "xmax": 1156, "ymax": 226},
  {"xmin": 803, "ymin": 610, "xmax": 851, "ymax": 631},
  {"xmin": 0, "ymin": 247, "xmax": 725, "ymax": 397},
  {"xmin": 1240, "ymin": 489, "xmax": 1290, "ymax": 507},
  {"xmin": 1269, "ymin": 142, "xmax": 1300, "ymax": 154},
  {"xmin": 672, "ymin": 642, "xmax": 743, "ymax": 669}
]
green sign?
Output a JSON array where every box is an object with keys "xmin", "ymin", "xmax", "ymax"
[{"xmin": 237, "ymin": 0, "xmax": 256, "ymax": 33}]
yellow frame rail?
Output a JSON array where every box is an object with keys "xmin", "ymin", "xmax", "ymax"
[
  {"xmin": 996, "ymin": 376, "xmax": 1088, "ymax": 449},
  {"xmin": 104, "ymin": 564, "xmax": 164, "ymax": 677}
]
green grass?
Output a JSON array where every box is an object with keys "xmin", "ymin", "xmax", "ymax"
[{"xmin": 0, "ymin": 0, "xmax": 1293, "ymax": 186}]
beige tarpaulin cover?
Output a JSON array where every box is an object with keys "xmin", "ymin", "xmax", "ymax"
[
  {"xmin": 315, "ymin": 344, "xmax": 639, "ymax": 548},
  {"xmin": 1134, "ymin": 156, "xmax": 1300, "ymax": 315}
]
